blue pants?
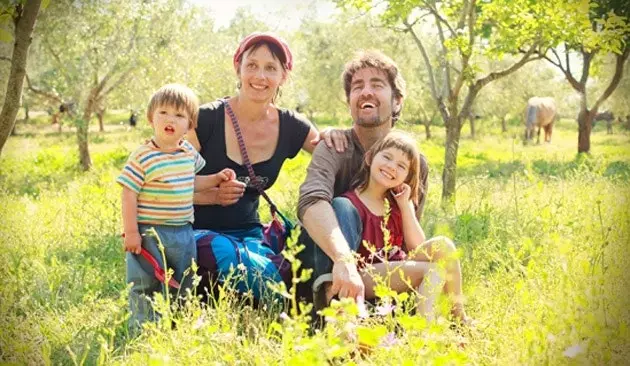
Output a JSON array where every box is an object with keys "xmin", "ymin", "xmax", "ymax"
[
  {"xmin": 194, "ymin": 227, "xmax": 285, "ymax": 302},
  {"xmin": 126, "ymin": 224, "xmax": 196, "ymax": 331},
  {"xmin": 297, "ymin": 197, "xmax": 363, "ymax": 294}
]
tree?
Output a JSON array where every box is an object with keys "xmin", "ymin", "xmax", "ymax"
[
  {"xmin": 475, "ymin": 59, "xmax": 574, "ymax": 134},
  {"xmin": 0, "ymin": 0, "xmax": 43, "ymax": 155},
  {"xmin": 538, "ymin": 0, "xmax": 630, "ymax": 153},
  {"xmin": 337, "ymin": 0, "xmax": 557, "ymax": 202},
  {"xmin": 30, "ymin": 0, "xmax": 189, "ymax": 170}
]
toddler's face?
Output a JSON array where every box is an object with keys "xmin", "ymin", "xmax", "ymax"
[{"xmin": 150, "ymin": 104, "xmax": 190, "ymax": 146}]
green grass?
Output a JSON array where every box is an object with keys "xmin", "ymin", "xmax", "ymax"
[{"xmin": 1, "ymin": 119, "xmax": 629, "ymax": 364}]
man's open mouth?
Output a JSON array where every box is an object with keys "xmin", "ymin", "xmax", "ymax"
[{"xmin": 360, "ymin": 102, "xmax": 376, "ymax": 109}]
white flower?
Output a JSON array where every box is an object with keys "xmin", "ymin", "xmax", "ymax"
[{"xmin": 563, "ymin": 343, "xmax": 585, "ymax": 358}]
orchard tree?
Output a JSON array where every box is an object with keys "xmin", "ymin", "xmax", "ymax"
[
  {"xmin": 0, "ymin": 0, "xmax": 43, "ymax": 155},
  {"xmin": 538, "ymin": 0, "xmax": 630, "ymax": 152},
  {"xmin": 475, "ymin": 59, "xmax": 572, "ymax": 133},
  {"xmin": 336, "ymin": 0, "xmax": 561, "ymax": 202},
  {"xmin": 30, "ymin": 0, "xmax": 189, "ymax": 171}
]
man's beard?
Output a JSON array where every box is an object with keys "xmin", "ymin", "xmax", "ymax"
[{"xmin": 355, "ymin": 106, "xmax": 389, "ymax": 128}]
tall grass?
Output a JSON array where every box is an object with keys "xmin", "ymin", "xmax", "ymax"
[{"xmin": 1, "ymin": 120, "xmax": 629, "ymax": 364}]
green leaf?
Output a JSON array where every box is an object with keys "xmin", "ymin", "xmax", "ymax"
[
  {"xmin": 0, "ymin": 14, "xmax": 11, "ymax": 25},
  {"xmin": 0, "ymin": 27, "xmax": 13, "ymax": 43},
  {"xmin": 42, "ymin": 0, "xmax": 51, "ymax": 10}
]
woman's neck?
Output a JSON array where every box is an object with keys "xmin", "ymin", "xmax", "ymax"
[{"xmin": 231, "ymin": 95, "xmax": 271, "ymax": 123}]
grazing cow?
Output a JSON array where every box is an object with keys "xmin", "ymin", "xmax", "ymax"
[
  {"xmin": 594, "ymin": 111, "xmax": 614, "ymax": 134},
  {"xmin": 524, "ymin": 96, "xmax": 556, "ymax": 144}
]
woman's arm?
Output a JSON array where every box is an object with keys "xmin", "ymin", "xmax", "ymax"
[{"xmin": 303, "ymin": 126, "xmax": 350, "ymax": 154}]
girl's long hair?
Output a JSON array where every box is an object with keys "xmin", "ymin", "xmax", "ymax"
[{"xmin": 351, "ymin": 130, "xmax": 423, "ymax": 206}]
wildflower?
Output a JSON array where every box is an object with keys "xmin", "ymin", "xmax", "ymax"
[
  {"xmin": 279, "ymin": 312, "xmax": 290, "ymax": 321},
  {"xmin": 375, "ymin": 303, "xmax": 396, "ymax": 316},
  {"xmin": 563, "ymin": 343, "xmax": 585, "ymax": 358},
  {"xmin": 379, "ymin": 332, "xmax": 399, "ymax": 348},
  {"xmin": 237, "ymin": 263, "xmax": 246, "ymax": 272},
  {"xmin": 193, "ymin": 315, "xmax": 206, "ymax": 330}
]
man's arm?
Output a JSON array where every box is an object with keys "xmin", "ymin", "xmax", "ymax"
[
  {"xmin": 301, "ymin": 201, "xmax": 353, "ymax": 262},
  {"xmin": 298, "ymin": 136, "xmax": 364, "ymax": 300}
]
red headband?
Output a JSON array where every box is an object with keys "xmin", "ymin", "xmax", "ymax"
[{"xmin": 233, "ymin": 32, "xmax": 293, "ymax": 71}]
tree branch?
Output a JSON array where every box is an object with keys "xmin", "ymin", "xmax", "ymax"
[
  {"xmin": 550, "ymin": 48, "xmax": 564, "ymax": 70},
  {"xmin": 593, "ymin": 47, "xmax": 630, "ymax": 111},
  {"xmin": 422, "ymin": 0, "xmax": 456, "ymax": 36},
  {"xmin": 404, "ymin": 18, "xmax": 448, "ymax": 120},
  {"xmin": 457, "ymin": 0, "xmax": 469, "ymax": 30},
  {"xmin": 474, "ymin": 45, "xmax": 538, "ymax": 91},
  {"xmin": 540, "ymin": 49, "xmax": 583, "ymax": 92},
  {"xmin": 565, "ymin": 43, "xmax": 571, "ymax": 76},
  {"xmin": 579, "ymin": 50, "xmax": 593, "ymax": 86},
  {"xmin": 24, "ymin": 74, "xmax": 63, "ymax": 104},
  {"xmin": 101, "ymin": 67, "xmax": 133, "ymax": 97},
  {"xmin": 451, "ymin": 0, "xmax": 476, "ymax": 101}
]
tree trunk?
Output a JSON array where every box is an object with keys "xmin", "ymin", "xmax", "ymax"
[
  {"xmin": 0, "ymin": 0, "xmax": 43, "ymax": 155},
  {"xmin": 424, "ymin": 122, "xmax": 432, "ymax": 139},
  {"xmin": 469, "ymin": 117, "xmax": 476, "ymax": 139},
  {"xmin": 577, "ymin": 108, "xmax": 594, "ymax": 153},
  {"xmin": 11, "ymin": 123, "xmax": 17, "ymax": 136},
  {"xmin": 501, "ymin": 115, "xmax": 507, "ymax": 133},
  {"xmin": 96, "ymin": 108, "xmax": 105, "ymax": 132},
  {"xmin": 78, "ymin": 91, "xmax": 96, "ymax": 171},
  {"xmin": 442, "ymin": 117, "xmax": 462, "ymax": 203},
  {"xmin": 24, "ymin": 103, "xmax": 29, "ymax": 121}
]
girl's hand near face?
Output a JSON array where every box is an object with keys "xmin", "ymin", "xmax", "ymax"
[{"xmin": 391, "ymin": 183, "xmax": 412, "ymax": 208}]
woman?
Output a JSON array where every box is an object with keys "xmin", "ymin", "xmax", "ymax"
[{"xmin": 187, "ymin": 32, "xmax": 344, "ymax": 302}]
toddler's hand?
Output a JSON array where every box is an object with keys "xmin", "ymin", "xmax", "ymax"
[{"xmin": 123, "ymin": 231, "xmax": 142, "ymax": 255}]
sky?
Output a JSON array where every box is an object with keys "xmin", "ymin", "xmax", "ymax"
[{"xmin": 198, "ymin": 0, "xmax": 340, "ymax": 31}]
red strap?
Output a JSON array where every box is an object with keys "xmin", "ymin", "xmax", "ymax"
[
  {"xmin": 223, "ymin": 99, "xmax": 278, "ymax": 215},
  {"xmin": 139, "ymin": 248, "xmax": 181, "ymax": 289}
]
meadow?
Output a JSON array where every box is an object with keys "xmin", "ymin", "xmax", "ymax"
[{"xmin": 1, "ymin": 113, "xmax": 629, "ymax": 365}]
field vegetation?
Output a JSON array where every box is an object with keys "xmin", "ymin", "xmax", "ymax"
[{"xmin": 1, "ymin": 114, "xmax": 629, "ymax": 364}]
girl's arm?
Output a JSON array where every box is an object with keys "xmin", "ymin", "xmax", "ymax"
[
  {"xmin": 393, "ymin": 184, "xmax": 426, "ymax": 252},
  {"xmin": 121, "ymin": 187, "xmax": 142, "ymax": 254}
]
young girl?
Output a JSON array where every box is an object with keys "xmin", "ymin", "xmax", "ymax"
[{"xmin": 342, "ymin": 131, "xmax": 469, "ymax": 323}]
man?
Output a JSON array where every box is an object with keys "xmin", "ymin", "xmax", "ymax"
[{"xmin": 297, "ymin": 50, "xmax": 429, "ymax": 307}]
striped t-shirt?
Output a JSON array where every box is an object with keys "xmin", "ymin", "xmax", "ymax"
[{"xmin": 117, "ymin": 140, "xmax": 205, "ymax": 225}]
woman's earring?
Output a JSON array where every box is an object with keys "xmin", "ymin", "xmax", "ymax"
[{"xmin": 237, "ymin": 81, "xmax": 242, "ymax": 89}]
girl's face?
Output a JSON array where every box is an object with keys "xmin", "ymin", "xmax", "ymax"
[
  {"xmin": 368, "ymin": 147, "xmax": 410, "ymax": 191},
  {"xmin": 237, "ymin": 44, "xmax": 286, "ymax": 103}
]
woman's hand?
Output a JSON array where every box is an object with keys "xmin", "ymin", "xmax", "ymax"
[
  {"xmin": 312, "ymin": 127, "xmax": 349, "ymax": 153},
  {"xmin": 215, "ymin": 178, "xmax": 246, "ymax": 206}
]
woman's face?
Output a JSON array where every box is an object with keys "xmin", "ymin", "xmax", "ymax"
[{"xmin": 237, "ymin": 44, "xmax": 286, "ymax": 103}]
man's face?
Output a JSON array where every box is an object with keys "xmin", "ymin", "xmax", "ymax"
[{"xmin": 348, "ymin": 67, "xmax": 399, "ymax": 128}]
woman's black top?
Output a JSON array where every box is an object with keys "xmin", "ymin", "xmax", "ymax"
[{"xmin": 193, "ymin": 100, "xmax": 310, "ymax": 231}]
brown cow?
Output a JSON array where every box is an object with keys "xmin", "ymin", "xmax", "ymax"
[{"xmin": 524, "ymin": 96, "xmax": 556, "ymax": 144}]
